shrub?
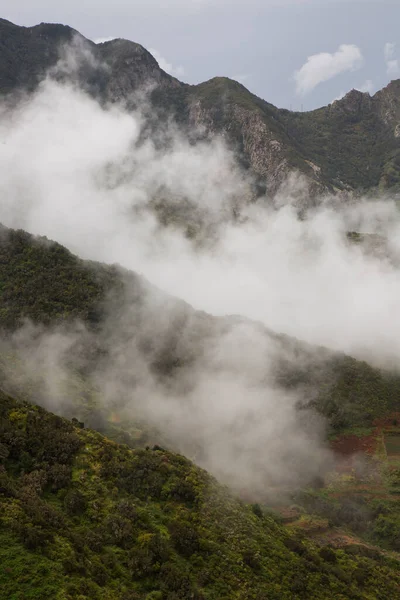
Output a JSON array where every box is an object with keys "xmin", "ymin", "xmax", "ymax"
[
  {"xmin": 63, "ymin": 489, "xmax": 87, "ymax": 516},
  {"xmin": 169, "ymin": 520, "xmax": 200, "ymax": 557}
]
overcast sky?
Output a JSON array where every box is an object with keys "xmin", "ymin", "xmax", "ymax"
[{"xmin": 2, "ymin": 0, "xmax": 399, "ymax": 110}]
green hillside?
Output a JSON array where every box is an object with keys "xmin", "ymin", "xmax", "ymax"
[
  {"xmin": 1, "ymin": 225, "xmax": 400, "ymax": 565},
  {"xmin": 1, "ymin": 390, "xmax": 400, "ymax": 600}
]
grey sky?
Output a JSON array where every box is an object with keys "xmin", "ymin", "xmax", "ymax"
[{"xmin": 1, "ymin": 0, "xmax": 399, "ymax": 110}]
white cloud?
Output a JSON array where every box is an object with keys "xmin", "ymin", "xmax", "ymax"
[
  {"xmin": 294, "ymin": 44, "xmax": 363, "ymax": 96},
  {"xmin": 0, "ymin": 77, "xmax": 332, "ymax": 492},
  {"xmin": 384, "ymin": 42, "xmax": 395, "ymax": 61},
  {"xmin": 384, "ymin": 42, "xmax": 400, "ymax": 76},
  {"xmin": 4, "ymin": 75, "xmax": 400, "ymax": 371},
  {"xmin": 149, "ymin": 48, "xmax": 185, "ymax": 77}
]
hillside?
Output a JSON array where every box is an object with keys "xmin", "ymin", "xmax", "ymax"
[
  {"xmin": 1, "ymin": 222, "xmax": 400, "ymax": 523},
  {"xmin": 0, "ymin": 218, "xmax": 400, "ymax": 593},
  {"xmin": 1, "ymin": 389, "xmax": 400, "ymax": 600},
  {"xmin": 1, "ymin": 224, "xmax": 400, "ymax": 440},
  {"xmin": 1, "ymin": 19, "xmax": 400, "ymax": 195}
]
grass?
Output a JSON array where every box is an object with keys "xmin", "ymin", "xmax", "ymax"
[{"xmin": 0, "ymin": 531, "xmax": 64, "ymax": 599}]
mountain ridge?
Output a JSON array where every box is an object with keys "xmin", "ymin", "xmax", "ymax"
[{"xmin": 1, "ymin": 18, "xmax": 400, "ymax": 195}]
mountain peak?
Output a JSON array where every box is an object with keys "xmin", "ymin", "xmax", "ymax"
[{"xmin": 332, "ymin": 88, "xmax": 372, "ymax": 112}]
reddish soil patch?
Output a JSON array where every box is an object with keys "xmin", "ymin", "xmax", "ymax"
[
  {"xmin": 311, "ymin": 529, "xmax": 387, "ymax": 554},
  {"xmin": 373, "ymin": 412, "xmax": 400, "ymax": 428},
  {"xmin": 276, "ymin": 507, "xmax": 301, "ymax": 523},
  {"xmin": 331, "ymin": 434, "xmax": 377, "ymax": 456},
  {"xmin": 331, "ymin": 433, "xmax": 378, "ymax": 473}
]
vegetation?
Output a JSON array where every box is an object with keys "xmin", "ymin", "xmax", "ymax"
[
  {"xmin": 0, "ymin": 226, "xmax": 121, "ymax": 328},
  {"xmin": 293, "ymin": 462, "xmax": 400, "ymax": 554},
  {"xmin": 1, "ymin": 225, "xmax": 400, "ymax": 561},
  {"xmin": 312, "ymin": 356, "xmax": 400, "ymax": 432},
  {"xmin": 1, "ymin": 390, "xmax": 400, "ymax": 599},
  {"xmin": 278, "ymin": 92, "xmax": 400, "ymax": 191}
]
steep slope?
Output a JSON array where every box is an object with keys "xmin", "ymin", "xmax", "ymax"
[
  {"xmin": 1, "ymin": 229, "xmax": 400, "ymax": 559},
  {"xmin": 187, "ymin": 77, "xmax": 324, "ymax": 195},
  {"xmin": 1, "ymin": 19, "xmax": 400, "ymax": 195},
  {"xmin": 188, "ymin": 80, "xmax": 400, "ymax": 194},
  {"xmin": 1, "ymin": 390, "xmax": 400, "ymax": 600}
]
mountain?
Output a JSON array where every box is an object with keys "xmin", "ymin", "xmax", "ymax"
[
  {"xmin": 2, "ymin": 18, "xmax": 400, "ymax": 594},
  {"xmin": 1, "ymin": 18, "xmax": 400, "ymax": 195}
]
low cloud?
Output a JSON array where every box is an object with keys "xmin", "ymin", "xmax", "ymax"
[
  {"xmin": 149, "ymin": 48, "xmax": 185, "ymax": 77},
  {"xmin": 1, "ymin": 41, "xmax": 400, "ymax": 496},
  {"xmin": 3, "ymin": 69, "xmax": 400, "ymax": 367},
  {"xmin": 0, "ymin": 58, "xmax": 331, "ymax": 495},
  {"xmin": 295, "ymin": 44, "xmax": 363, "ymax": 96}
]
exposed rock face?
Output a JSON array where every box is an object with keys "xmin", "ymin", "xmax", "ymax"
[
  {"xmin": 374, "ymin": 80, "xmax": 400, "ymax": 132},
  {"xmin": 228, "ymin": 105, "xmax": 289, "ymax": 191},
  {"xmin": 187, "ymin": 84, "xmax": 325, "ymax": 195},
  {"xmin": 188, "ymin": 100, "xmax": 292, "ymax": 194}
]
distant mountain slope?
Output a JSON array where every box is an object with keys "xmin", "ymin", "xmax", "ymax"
[
  {"xmin": 1, "ymin": 19, "xmax": 400, "ymax": 195},
  {"xmin": 1, "ymin": 223, "xmax": 399, "ymax": 446},
  {"xmin": 1, "ymin": 389, "xmax": 400, "ymax": 600}
]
